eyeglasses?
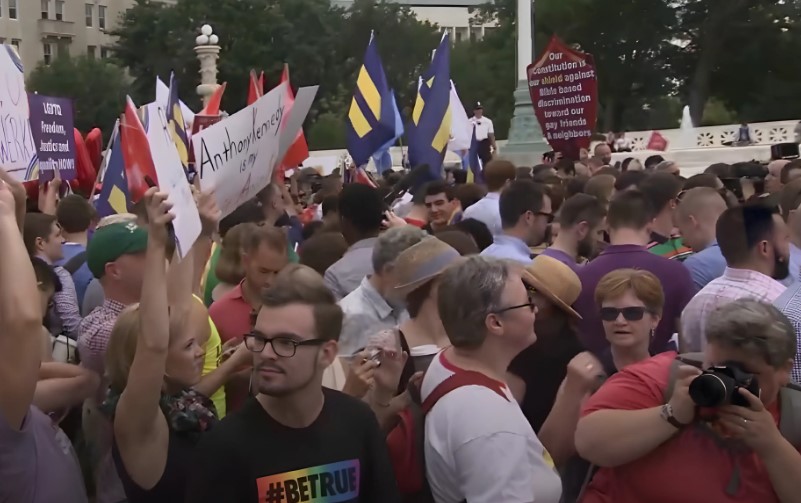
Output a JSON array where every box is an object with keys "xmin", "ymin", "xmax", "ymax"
[
  {"xmin": 532, "ymin": 211, "xmax": 555, "ymax": 224},
  {"xmin": 495, "ymin": 302, "xmax": 536, "ymax": 315},
  {"xmin": 243, "ymin": 332, "xmax": 326, "ymax": 357},
  {"xmin": 599, "ymin": 306, "xmax": 651, "ymax": 322}
]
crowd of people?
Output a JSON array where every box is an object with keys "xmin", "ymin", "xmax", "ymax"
[{"xmin": 1, "ymin": 140, "xmax": 801, "ymax": 503}]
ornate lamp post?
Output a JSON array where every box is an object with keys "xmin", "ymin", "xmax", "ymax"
[
  {"xmin": 194, "ymin": 24, "xmax": 221, "ymax": 109},
  {"xmin": 503, "ymin": 0, "xmax": 548, "ymax": 166}
]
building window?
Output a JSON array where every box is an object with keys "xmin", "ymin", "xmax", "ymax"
[
  {"xmin": 0, "ymin": 1, "xmax": 3, "ymax": 19},
  {"xmin": 9, "ymin": 0, "xmax": 16, "ymax": 19},
  {"xmin": 85, "ymin": 4, "xmax": 93, "ymax": 26},
  {"xmin": 43, "ymin": 43, "xmax": 52, "ymax": 65},
  {"xmin": 100, "ymin": 46, "xmax": 109, "ymax": 59},
  {"xmin": 41, "ymin": 0, "xmax": 49, "ymax": 19},
  {"xmin": 55, "ymin": 0, "xmax": 64, "ymax": 21},
  {"xmin": 10, "ymin": 39, "xmax": 20, "ymax": 51},
  {"xmin": 98, "ymin": 5, "xmax": 106, "ymax": 30},
  {"xmin": 87, "ymin": 45, "xmax": 96, "ymax": 59}
]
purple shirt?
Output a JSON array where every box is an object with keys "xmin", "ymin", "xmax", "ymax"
[
  {"xmin": 574, "ymin": 244, "xmax": 695, "ymax": 366},
  {"xmin": 0, "ymin": 406, "xmax": 88, "ymax": 503},
  {"xmin": 539, "ymin": 248, "xmax": 580, "ymax": 271}
]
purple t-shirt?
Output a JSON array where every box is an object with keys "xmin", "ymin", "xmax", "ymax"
[
  {"xmin": 0, "ymin": 406, "xmax": 88, "ymax": 503},
  {"xmin": 575, "ymin": 244, "xmax": 694, "ymax": 365},
  {"xmin": 539, "ymin": 248, "xmax": 580, "ymax": 272}
]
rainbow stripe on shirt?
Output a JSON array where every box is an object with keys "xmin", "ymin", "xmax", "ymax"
[{"xmin": 256, "ymin": 460, "xmax": 360, "ymax": 503}]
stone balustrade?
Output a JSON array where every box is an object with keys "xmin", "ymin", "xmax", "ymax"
[{"xmin": 622, "ymin": 120, "xmax": 800, "ymax": 151}]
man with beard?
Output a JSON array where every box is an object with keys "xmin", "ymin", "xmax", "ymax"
[
  {"xmin": 210, "ymin": 224, "xmax": 290, "ymax": 412},
  {"xmin": 542, "ymin": 194, "xmax": 607, "ymax": 269},
  {"xmin": 680, "ymin": 204, "xmax": 789, "ymax": 352},
  {"xmin": 481, "ymin": 180, "xmax": 553, "ymax": 264},
  {"xmin": 188, "ymin": 266, "xmax": 400, "ymax": 503}
]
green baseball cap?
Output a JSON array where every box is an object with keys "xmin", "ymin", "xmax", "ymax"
[{"xmin": 87, "ymin": 222, "xmax": 148, "ymax": 278}]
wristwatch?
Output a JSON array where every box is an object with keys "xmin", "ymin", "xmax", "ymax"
[{"xmin": 660, "ymin": 403, "xmax": 688, "ymax": 429}]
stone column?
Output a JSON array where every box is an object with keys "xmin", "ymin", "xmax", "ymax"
[
  {"xmin": 503, "ymin": 0, "xmax": 548, "ymax": 166},
  {"xmin": 194, "ymin": 24, "xmax": 221, "ymax": 109}
]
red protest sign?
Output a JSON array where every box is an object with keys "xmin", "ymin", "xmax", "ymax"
[
  {"xmin": 188, "ymin": 115, "xmax": 223, "ymax": 168},
  {"xmin": 527, "ymin": 36, "xmax": 598, "ymax": 160}
]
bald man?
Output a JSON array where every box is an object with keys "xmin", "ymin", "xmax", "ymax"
[
  {"xmin": 766, "ymin": 159, "xmax": 791, "ymax": 193},
  {"xmin": 675, "ymin": 187, "xmax": 729, "ymax": 290}
]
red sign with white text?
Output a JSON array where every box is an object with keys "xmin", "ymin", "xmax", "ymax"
[{"xmin": 527, "ymin": 36, "xmax": 598, "ymax": 160}]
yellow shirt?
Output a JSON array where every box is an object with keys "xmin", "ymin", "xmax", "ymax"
[{"xmin": 193, "ymin": 294, "xmax": 227, "ymax": 418}]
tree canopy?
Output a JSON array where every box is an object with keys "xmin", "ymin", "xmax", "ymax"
[
  {"xmin": 54, "ymin": 0, "xmax": 801, "ymax": 147},
  {"xmin": 27, "ymin": 55, "xmax": 129, "ymax": 136}
]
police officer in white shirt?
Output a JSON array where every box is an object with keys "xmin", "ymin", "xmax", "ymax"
[{"xmin": 470, "ymin": 102, "xmax": 496, "ymax": 166}]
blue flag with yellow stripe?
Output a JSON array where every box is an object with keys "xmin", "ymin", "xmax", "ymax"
[
  {"xmin": 407, "ymin": 33, "xmax": 452, "ymax": 182},
  {"xmin": 166, "ymin": 72, "xmax": 191, "ymax": 176},
  {"xmin": 95, "ymin": 126, "xmax": 130, "ymax": 219},
  {"xmin": 346, "ymin": 32, "xmax": 397, "ymax": 167}
]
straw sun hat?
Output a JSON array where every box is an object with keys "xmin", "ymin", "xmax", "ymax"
[
  {"xmin": 521, "ymin": 255, "xmax": 582, "ymax": 319},
  {"xmin": 393, "ymin": 237, "xmax": 462, "ymax": 298}
]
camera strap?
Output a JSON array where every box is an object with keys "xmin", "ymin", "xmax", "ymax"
[{"xmin": 779, "ymin": 386, "xmax": 801, "ymax": 449}]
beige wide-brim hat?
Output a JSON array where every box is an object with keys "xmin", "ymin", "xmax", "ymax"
[
  {"xmin": 393, "ymin": 237, "xmax": 462, "ymax": 298},
  {"xmin": 522, "ymin": 255, "xmax": 582, "ymax": 319}
]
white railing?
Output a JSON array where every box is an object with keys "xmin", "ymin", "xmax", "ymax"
[{"xmin": 624, "ymin": 120, "xmax": 800, "ymax": 151}]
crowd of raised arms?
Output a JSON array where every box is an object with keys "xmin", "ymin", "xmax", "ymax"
[{"xmin": 1, "ymin": 149, "xmax": 801, "ymax": 503}]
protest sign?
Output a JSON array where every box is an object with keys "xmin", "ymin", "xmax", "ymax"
[
  {"xmin": 0, "ymin": 45, "xmax": 37, "ymax": 180},
  {"xmin": 527, "ymin": 36, "xmax": 598, "ymax": 159},
  {"xmin": 193, "ymin": 82, "xmax": 316, "ymax": 217},
  {"xmin": 146, "ymin": 106, "xmax": 201, "ymax": 258},
  {"xmin": 28, "ymin": 94, "xmax": 76, "ymax": 181}
]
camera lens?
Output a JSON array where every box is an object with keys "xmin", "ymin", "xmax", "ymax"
[{"xmin": 689, "ymin": 373, "xmax": 733, "ymax": 407}]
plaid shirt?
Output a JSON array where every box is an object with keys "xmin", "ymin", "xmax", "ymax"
[
  {"xmin": 681, "ymin": 268, "xmax": 786, "ymax": 352},
  {"xmin": 78, "ymin": 298, "xmax": 127, "ymax": 400},
  {"xmin": 47, "ymin": 262, "xmax": 82, "ymax": 338},
  {"xmin": 773, "ymin": 283, "xmax": 801, "ymax": 384}
]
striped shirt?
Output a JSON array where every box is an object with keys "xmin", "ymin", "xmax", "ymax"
[
  {"xmin": 78, "ymin": 298, "xmax": 127, "ymax": 401},
  {"xmin": 681, "ymin": 268, "xmax": 786, "ymax": 352},
  {"xmin": 647, "ymin": 231, "xmax": 694, "ymax": 261},
  {"xmin": 773, "ymin": 283, "xmax": 801, "ymax": 383},
  {"xmin": 38, "ymin": 254, "xmax": 82, "ymax": 338}
]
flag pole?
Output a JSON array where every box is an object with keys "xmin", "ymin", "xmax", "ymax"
[{"xmin": 88, "ymin": 118, "xmax": 120, "ymax": 200}]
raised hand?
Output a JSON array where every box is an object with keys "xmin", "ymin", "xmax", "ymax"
[
  {"xmin": 143, "ymin": 186, "xmax": 175, "ymax": 245},
  {"xmin": 195, "ymin": 189, "xmax": 221, "ymax": 237}
]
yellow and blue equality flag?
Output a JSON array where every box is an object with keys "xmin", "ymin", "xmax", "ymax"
[
  {"xmin": 346, "ymin": 32, "xmax": 398, "ymax": 168},
  {"xmin": 94, "ymin": 124, "xmax": 130, "ymax": 218},
  {"xmin": 407, "ymin": 33, "xmax": 452, "ymax": 183},
  {"xmin": 166, "ymin": 72, "xmax": 191, "ymax": 177}
]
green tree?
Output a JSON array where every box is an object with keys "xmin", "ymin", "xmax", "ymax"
[
  {"xmin": 340, "ymin": 0, "xmax": 441, "ymax": 113},
  {"xmin": 27, "ymin": 55, "xmax": 129, "ymax": 137},
  {"xmin": 113, "ymin": 0, "xmax": 346, "ymax": 116}
]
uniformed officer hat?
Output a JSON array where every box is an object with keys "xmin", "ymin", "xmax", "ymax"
[{"xmin": 473, "ymin": 101, "xmax": 483, "ymax": 110}]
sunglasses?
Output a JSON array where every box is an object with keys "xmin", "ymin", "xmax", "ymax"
[{"xmin": 599, "ymin": 306, "xmax": 651, "ymax": 322}]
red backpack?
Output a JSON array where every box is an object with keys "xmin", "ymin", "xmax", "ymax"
[{"xmin": 386, "ymin": 370, "xmax": 507, "ymax": 503}]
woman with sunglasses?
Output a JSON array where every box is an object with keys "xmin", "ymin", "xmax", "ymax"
[{"xmin": 595, "ymin": 269, "xmax": 664, "ymax": 373}]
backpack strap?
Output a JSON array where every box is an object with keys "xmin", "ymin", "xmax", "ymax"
[
  {"xmin": 421, "ymin": 370, "xmax": 509, "ymax": 415},
  {"xmin": 779, "ymin": 385, "xmax": 801, "ymax": 449},
  {"xmin": 62, "ymin": 251, "xmax": 87, "ymax": 275}
]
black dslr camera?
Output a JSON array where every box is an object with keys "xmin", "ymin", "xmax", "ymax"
[{"xmin": 688, "ymin": 362, "xmax": 760, "ymax": 408}]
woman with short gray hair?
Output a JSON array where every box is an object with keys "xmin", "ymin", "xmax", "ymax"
[
  {"xmin": 421, "ymin": 256, "xmax": 563, "ymax": 503},
  {"xmin": 574, "ymin": 298, "xmax": 801, "ymax": 503}
]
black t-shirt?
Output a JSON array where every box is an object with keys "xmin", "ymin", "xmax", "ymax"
[
  {"xmin": 508, "ymin": 328, "xmax": 584, "ymax": 432},
  {"xmin": 185, "ymin": 389, "xmax": 401, "ymax": 503}
]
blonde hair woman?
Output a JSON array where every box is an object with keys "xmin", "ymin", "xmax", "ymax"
[{"xmin": 101, "ymin": 188, "xmax": 250, "ymax": 502}]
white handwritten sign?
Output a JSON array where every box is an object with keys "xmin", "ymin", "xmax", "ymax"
[
  {"xmin": 147, "ymin": 106, "xmax": 201, "ymax": 258},
  {"xmin": 0, "ymin": 45, "xmax": 37, "ymax": 180},
  {"xmin": 191, "ymin": 83, "xmax": 287, "ymax": 217}
]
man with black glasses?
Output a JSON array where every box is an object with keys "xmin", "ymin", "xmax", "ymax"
[{"xmin": 187, "ymin": 265, "xmax": 400, "ymax": 503}]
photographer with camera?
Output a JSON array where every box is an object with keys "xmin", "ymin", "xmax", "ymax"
[{"xmin": 574, "ymin": 298, "xmax": 801, "ymax": 503}]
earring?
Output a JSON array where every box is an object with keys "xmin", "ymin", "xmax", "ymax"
[{"xmin": 650, "ymin": 328, "xmax": 655, "ymax": 338}]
